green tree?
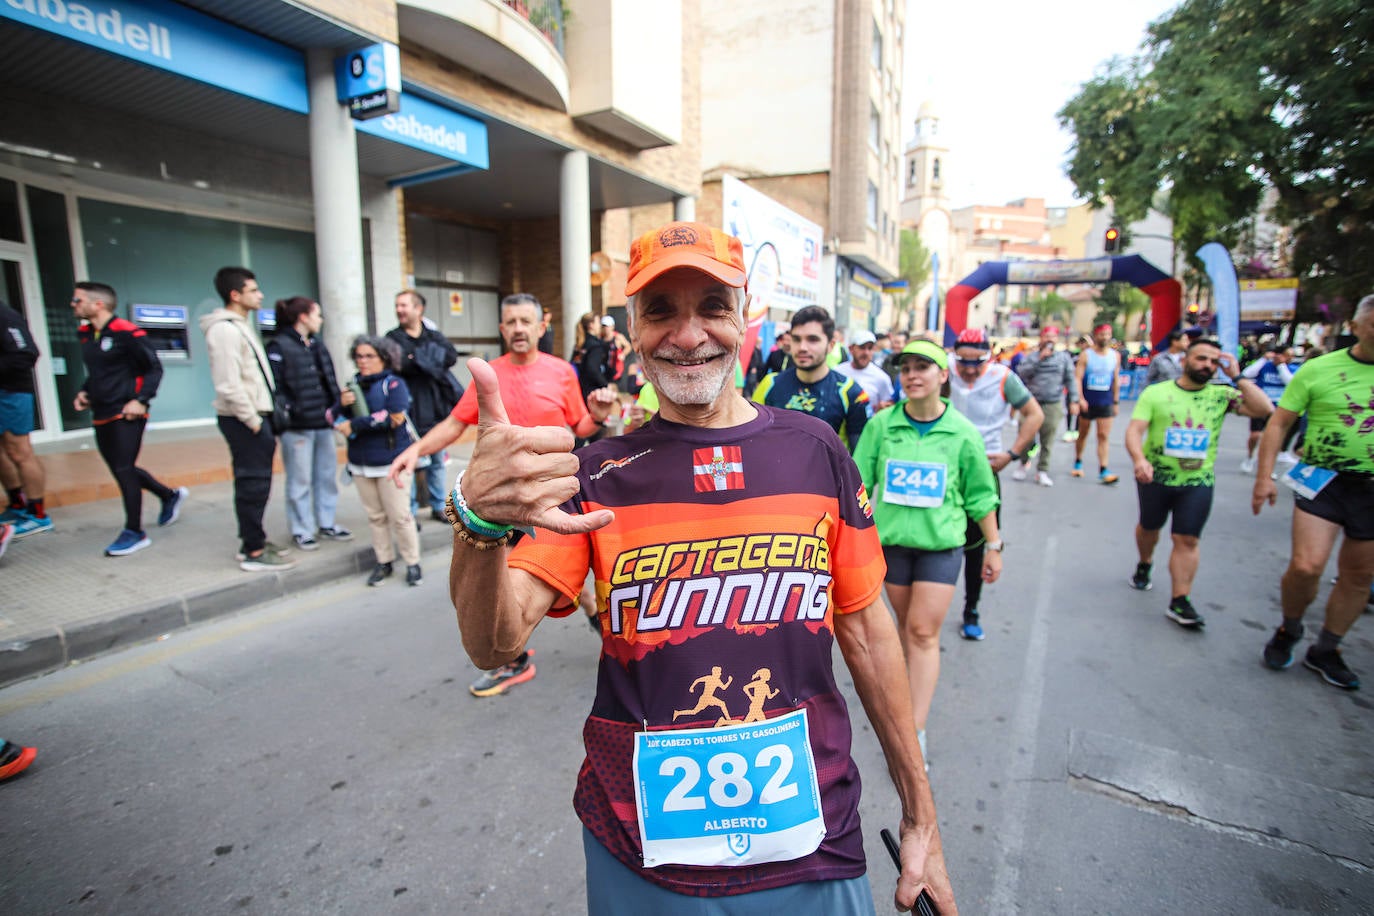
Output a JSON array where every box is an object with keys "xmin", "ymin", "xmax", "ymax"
[
  {"xmin": 1058, "ymin": 0, "xmax": 1374, "ymax": 310},
  {"xmin": 891, "ymin": 229, "xmax": 932, "ymax": 331},
  {"xmin": 1091, "ymin": 283, "xmax": 1152, "ymax": 339},
  {"xmin": 1025, "ymin": 291, "xmax": 1073, "ymax": 329}
]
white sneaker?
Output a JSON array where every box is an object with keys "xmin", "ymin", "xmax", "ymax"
[
  {"xmin": 1276, "ymin": 450, "xmax": 1300, "ymax": 466},
  {"xmin": 1037, "ymin": 471, "xmax": 1054, "ymax": 487},
  {"xmin": 1011, "ymin": 464, "xmax": 1028, "ymax": 482},
  {"xmin": 1240, "ymin": 456, "xmax": 1256, "ymax": 473},
  {"xmin": 1061, "ymin": 430, "xmax": 1079, "ymax": 442}
]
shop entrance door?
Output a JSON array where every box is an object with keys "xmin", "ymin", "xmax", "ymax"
[{"xmin": 1, "ymin": 254, "xmax": 61, "ymax": 439}]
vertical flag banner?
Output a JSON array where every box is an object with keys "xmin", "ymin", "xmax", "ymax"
[
  {"xmin": 1197, "ymin": 242, "xmax": 1239, "ymax": 355},
  {"xmin": 928, "ymin": 252, "xmax": 941, "ymax": 333}
]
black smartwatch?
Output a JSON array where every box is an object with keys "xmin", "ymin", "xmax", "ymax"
[{"xmin": 1006, "ymin": 448, "xmax": 1023, "ymax": 462}]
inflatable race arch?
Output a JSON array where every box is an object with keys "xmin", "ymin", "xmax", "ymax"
[{"xmin": 942, "ymin": 255, "xmax": 1181, "ymax": 349}]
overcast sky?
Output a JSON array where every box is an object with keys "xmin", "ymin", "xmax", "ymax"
[{"xmin": 902, "ymin": 0, "xmax": 1181, "ymax": 209}]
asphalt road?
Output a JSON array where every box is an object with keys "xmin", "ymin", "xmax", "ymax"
[{"xmin": 2, "ymin": 415, "xmax": 1371, "ymax": 914}]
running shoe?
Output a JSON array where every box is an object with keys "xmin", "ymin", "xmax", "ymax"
[
  {"xmin": 0, "ymin": 507, "xmax": 25, "ymax": 524},
  {"xmin": 240, "ymin": 549, "xmax": 297, "ymax": 573},
  {"xmin": 10, "ymin": 512, "xmax": 53, "ymax": 539},
  {"xmin": 1011, "ymin": 464, "xmax": 1028, "ymax": 482},
  {"xmin": 1099, "ymin": 469, "xmax": 1119, "ymax": 485},
  {"xmin": 1166, "ymin": 595, "xmax": 1205, "ymax": 628},
  {"xmin": 1071, "ymin": 460, "xmax": 1084, "ymax": 478},
  {"xmin": 105, "ymin": 528, "xmax": 151, "ymax": 557},
  {"xmin": 1263, "ymin": 625, "xmax": 1302, "ymax": 670},
  {"xmin": 405, "ymin": 563, "xmax": 423, "ymax": 587},
  {"xmin": 318, "ymin": 526, "xmax": 353, "ymax": 542},
  {"xmin": 470, "ymin": 650, "xmax": 537, "ymax": 697},
  {"xmin": 158, "ymin": 486, "xmax": 189, "ymax": 527},
  {"xmin": 0, "ymin": 740, "xmax": 36, "ymax": 781},
  {"xmin": 0, "ymin": 522, "xmax": 12, "ymax": 559},
  {"xmin": 959, "ymin": 614, "xmax": 985, "ymax": 641},
  {"xmin": 1062, "ymin": 429, "xmax": 1079, "ymax": 442},
  {"xmin": 367, "ymin": 562, "xmax": 393, "ymax": 586},
  {"xmin": 1239, "ymin": 456, "xmax": 1257, "ymax": 474},
  {"xmin": 235, "ymin": 541, "xmax": 293, "ymax": 561},
  {"xmin": 1129, "ymin": 563, "xmax": 1152, "ymax": 591},
  {"xmin": 293, "ymin": 534, "xmax": 320, "ymax": 551},
  {"xmin": 1276, "ymin": 450, "xmax": 1300, "ymax": 466},
  {"xmin": 1036, "ymin": 471, "xmax": 1054, "ymax": 487},
  {"xmin": 1303, "ymin": 647, "xmax": 1359, "ymax": 690}
]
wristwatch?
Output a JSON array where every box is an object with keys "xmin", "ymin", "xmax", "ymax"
[
  {"xmin": 984, "ymin": 540, "xmax": 1005, "ymax": 552},
  {"xmin": 1005, "ymin": 449, "xmax": 1022, "ymax": 463}
]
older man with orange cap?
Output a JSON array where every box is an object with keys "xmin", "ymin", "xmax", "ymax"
[{"xmin": 444, "ymin": 221, "xmax": 955, "ymax": 914}]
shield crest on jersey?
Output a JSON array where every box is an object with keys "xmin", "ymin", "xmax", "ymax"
[{"xmin": 727, "ymin": 833, "xmax": 751, "ymax": 857}]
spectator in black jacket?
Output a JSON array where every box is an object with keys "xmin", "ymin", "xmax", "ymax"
[
  {"xmin": 0, "ymin": 299, "xmax": 50, "ymax": 538},
  {"xmin": 266, "ymin": 296, "xmax": 351, "ymax": 551},
  {"xmin": 71, "ymin": 282, "xmax": 184, "ymax": 556},
  {"xmin": 386, "ymin": 290, "xmax": 460, "ymax": 522},
  {"xmin": 579, "ymin": 315, "xmax": 617, "ymax": 398}
]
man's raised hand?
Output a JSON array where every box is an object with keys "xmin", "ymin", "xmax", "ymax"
[{"xmin": 463, "ymin": 358, "xmax": 613, "ymax": 535}]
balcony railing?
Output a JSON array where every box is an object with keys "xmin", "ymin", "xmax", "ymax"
[{"xmin": 502, "ymin": 0, "xmax": 565, "ymax": 56}]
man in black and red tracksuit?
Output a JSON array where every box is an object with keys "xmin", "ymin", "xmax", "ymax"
[{"xmin": 72, "ymin": 282, "xmax": 186, "ymax": 557}]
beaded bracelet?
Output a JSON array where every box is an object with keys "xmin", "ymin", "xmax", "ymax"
[{"xmin": 445, "ymin": 470, "xmax": 515, "ymax": 540}]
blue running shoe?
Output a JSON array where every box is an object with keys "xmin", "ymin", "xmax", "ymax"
[
  {"xmin": 960, "ymin": 621, "xmax": 985, "ymax": 640},
  {"xmin": 105, "ymin": 528, "xmax": 151, "ymax": 557},
  {"xmin": 0, "ymin": 507, "xmax": 26, "ymax": 525},
  {"xmin": 158, "ymin": 486, "xmax": 189, "ymax": 527},
  {"xmin": 10, "ymin": 512, "xmax": 53, "ymax": 539}
]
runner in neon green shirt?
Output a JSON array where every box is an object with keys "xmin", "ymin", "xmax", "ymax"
[
  {"xmin": 1253, "ymin": 297, "xmax": 1374, "ymax": 689},
  {"xmin": 1124, "ymin": 337, "xmax": 1272, "ymax": 628}
]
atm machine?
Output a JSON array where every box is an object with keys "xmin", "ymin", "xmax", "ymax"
[
  {"xmin": 257, "ymin": 307, "xmax": 278, "ymax": 344},
  {"xmin": 131, "ymin": 304, "xmax": 196, "ymax": 420},
  {"xmin": 131, "ymin": 305, "xmax": 191, "ymax": 361}
]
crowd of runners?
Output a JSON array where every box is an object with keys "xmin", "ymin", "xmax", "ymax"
[
  {"xmin": 425, "ymin": 220, "xmax": 1372, "ymax": 914},
  {"xmin": 5, "ymin": 218, "xmax": 1369, "ymax": 914}
]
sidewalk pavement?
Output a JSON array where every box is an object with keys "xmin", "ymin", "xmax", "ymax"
[{"xmin": 1, "ymin": 436, "xmax": 474, "ymax": 689}]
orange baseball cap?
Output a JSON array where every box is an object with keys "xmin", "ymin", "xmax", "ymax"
[{"xmin": 625, "ymin": 221, "xmax": 747, "ymax": 296}]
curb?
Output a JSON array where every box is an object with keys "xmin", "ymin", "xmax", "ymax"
[{"xmin": 0, "ymin": 527, "xmax": 455, "ymax": 689}]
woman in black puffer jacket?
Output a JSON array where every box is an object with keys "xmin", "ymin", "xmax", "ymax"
[{"xmin": 328, "ymin": 335, "xmax": 421, "ymax": 588}]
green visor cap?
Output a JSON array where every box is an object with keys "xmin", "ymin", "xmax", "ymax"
[{"xmin": 896, "ymin": 338, "xmax": 949, "ymax": 370}]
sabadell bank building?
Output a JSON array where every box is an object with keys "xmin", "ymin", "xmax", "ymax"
[{"xmin": 1, "ymin": 0, "xmax": 701, "ymax": 439}]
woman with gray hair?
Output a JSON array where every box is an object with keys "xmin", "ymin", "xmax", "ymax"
[{"xmin": 329, "ymin": 335, "xmax": 422, "ymax": 587}]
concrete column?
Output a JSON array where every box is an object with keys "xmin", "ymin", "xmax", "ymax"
[
  {"xmin": 674, "ymin": 196, "xmax": 696, "ymax": 222},
  {"xmin": 306, "ymin": 48, "xmax": 368, "ymax": 371},
  {"xmin": 560, "ymin": 150, "xmax": 592, "ymax": 336}
]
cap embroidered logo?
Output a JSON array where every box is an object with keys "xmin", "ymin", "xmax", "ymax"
[{"xmin": 660, "ymin": 226, "xmax": 700, "ymax": 247}]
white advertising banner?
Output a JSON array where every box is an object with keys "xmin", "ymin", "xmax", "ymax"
[{"xmin": 722, "ymin": 175, "xmax": 823, "ymax": 322}]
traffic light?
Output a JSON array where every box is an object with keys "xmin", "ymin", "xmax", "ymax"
[{"xmin": 1104, "ymin": 227, "xmax": 1121, "ymax": 252}]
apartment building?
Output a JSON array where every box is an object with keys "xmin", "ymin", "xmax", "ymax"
[
  {"xmin": 0, "ymin": 0, "xmax": 698, "ymax": 439},
  {"xmin": 697, "ymin": 0, "xmax": 904, "ymax": 336}
]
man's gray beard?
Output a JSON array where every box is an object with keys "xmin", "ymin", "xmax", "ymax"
[{"xmin": 642, "ymin": 352, "xmax": 734, "ymax": 407}]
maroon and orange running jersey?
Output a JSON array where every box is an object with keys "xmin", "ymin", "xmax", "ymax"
[{"xmin": 509, "ymin": 405, "xmax": 885, "ymax": 896}]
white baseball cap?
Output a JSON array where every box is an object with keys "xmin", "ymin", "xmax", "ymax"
[{"xmin": 851, "ymin": 330, "xmax": 877, "ymax": 346}]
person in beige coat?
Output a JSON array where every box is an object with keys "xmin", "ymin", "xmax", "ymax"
[{"xmin": 200, "ymin": 266, "xmax": 294, "ymax": 572}]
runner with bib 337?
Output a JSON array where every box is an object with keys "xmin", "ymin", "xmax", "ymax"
[{"xmin": 1124, "ymin": 336, "xmax": 1273, "ymax": 627}]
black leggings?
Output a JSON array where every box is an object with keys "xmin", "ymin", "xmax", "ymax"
[{"xmin": 95, "ymin": 418, "xmax": 173, "ymax": 532}]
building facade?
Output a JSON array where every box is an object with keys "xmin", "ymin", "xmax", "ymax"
[
  {"xmin": 1, "ymin": 0, "xmax": 699, "ymax": 440},
  {"xmin": 696, "ymin": 0, "xmax": 904, "ymax": 337}
]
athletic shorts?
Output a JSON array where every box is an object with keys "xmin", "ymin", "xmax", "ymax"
[
  {"xmin": 1082, "ymin": 402, "xmax": 1116, "ymax": 420},
  {"xmin": 0, "ymin": 391, "xmax": 35, "ymax": 436},
  {"xmin": 882, "ymin": 545, "xmax": 964, "ymax": 586},
  {"xmin": 1294, "ymin": 472, "xmax": 1374, "ymax": 540},
  {"xmin": 1136, "ymin": 481, "xmax": 1213, "ymax": 537},
  {"xmin": 582, "ymin": 829, "xmax": 877, "ymax": 916},
  {"xmin": 1248, "ymin": 414, "xmax": 1270, "ymax": 433}
]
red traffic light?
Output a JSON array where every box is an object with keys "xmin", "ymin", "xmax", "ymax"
[{"xmin": 1104, "ymin": 227, "xmax": 1121, "ymax": 252}]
